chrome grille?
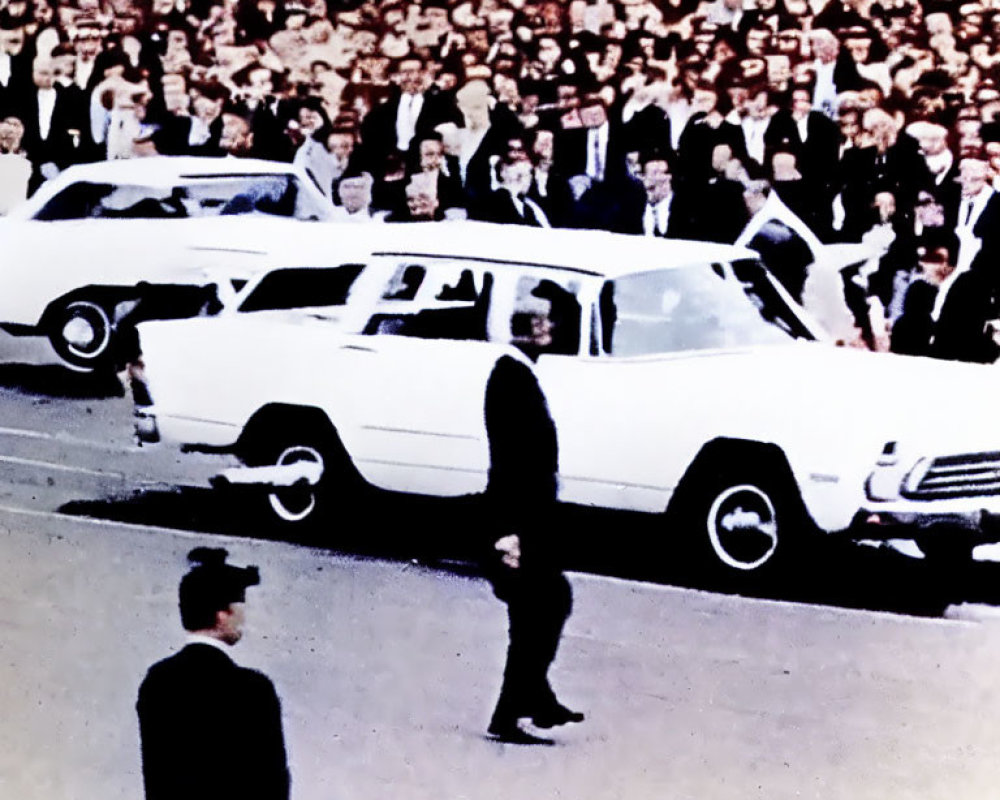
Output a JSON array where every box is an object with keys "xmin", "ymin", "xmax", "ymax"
[{"xmin": 904, "ymin": 451, "xmax": 1000, "ymax": 499}]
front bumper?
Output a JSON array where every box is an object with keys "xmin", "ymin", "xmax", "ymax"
[{"xmin": 850, "ymin": 500, "xmax": 1000, "ymax": 543}]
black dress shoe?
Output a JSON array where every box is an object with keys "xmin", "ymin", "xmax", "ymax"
[
  {"xmin": 532, "ymin": 705, "xmax": 585, "ymax": 729},
  {"xmin": 486, "ymin": 724, "xmax": 555, "ymax": 746}
]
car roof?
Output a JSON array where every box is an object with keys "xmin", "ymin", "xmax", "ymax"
[
  {"xmin": 363, "ymin": 221, "xmax": 760, "ymax": 280},
  {"xmin": 52, "ymin": 156, "xmax": 305, "ymax": 185}
]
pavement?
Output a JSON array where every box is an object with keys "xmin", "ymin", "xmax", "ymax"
[{"xmin": 2, "ymin": 505, "xmax": 1000, "ymax": 800}]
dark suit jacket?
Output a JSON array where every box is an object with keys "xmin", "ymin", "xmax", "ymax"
[
  {"xmin": 553, "ymin": 121, "xmax": 630, "ymax": 186},
  {"xmin": 359, "ymin": 88, "xmax": 459, "ymax": 173},
  {"xmin": 18, "ymin": 86, "xmax": 86, "ymax": 167},
  {"xmin": 136, "ymin": 643, "xmax": 290, "ymax": 800},
  {"xmin": 152, "ymin": 114, "xmax": 224, "ymax": 157},
  {"xmin": 932, "ymin": 267, "xmax": 1000, "ymax": 363},
  {"xmin": 471, "ymin": 188, "xmax": 546, "ymax": 226},
  {"xmin": 763, "ymin": 110, "xmax": 841, "ymax": 191}
]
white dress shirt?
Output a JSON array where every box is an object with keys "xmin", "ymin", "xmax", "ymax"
[
  {"xmin": 643, "ymin": 196, "xmax": 672, "ymax": 236},
  {"xmin": 395, "ymin": 92, "xmax": 423, "ymax": 152},
  {"xmin": 0, "ymin": 53, "xmax": 11, "ymax": 87},
  {"xmin": 37, "ymin": 88, "xmax": 57, "ymax": 141},
  {"xmin": 75, "ymin": 57, "xmax": 95, "ymax": 90},
  {"xmin": 812, "ymin": 60, "xmax": 837, "ymax": 116}
]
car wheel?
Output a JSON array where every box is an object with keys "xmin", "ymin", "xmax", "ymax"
[
  {"xmin": 47, "ymin": 299, "xmax": 115, "ymax": 372},
  {"xmin": 677, "ymin": 462, "xmax": 807, "ymax": 577},
  {"xmin": 238, "ymin": 417, "xmax": 359, "ymax": 535}
]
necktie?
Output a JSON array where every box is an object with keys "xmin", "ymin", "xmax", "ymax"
[
  {"xmin": 644, "ymin": 204, "xmax": 656, "ymax": 236},
  {"xmin": 964, "ymin": 199, "xmax": 974, "ymax": 226},
  {"xmin": 591, "ymin": 131, "xmax": 604, "ymax": 182}
]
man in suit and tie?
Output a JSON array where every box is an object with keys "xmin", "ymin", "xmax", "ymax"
[
  {"xmin": 359, "ymin": 53, "xmax": 457, "ymax": 181},
  {"xmin": 554, "ymin": 91, "xmax": 625, "ymax": 188},
  {"xmin": 620, "ymin": 152, "xmax": 695, "ymax": 239},
  {"xmin": 20, "ymin": 55, "xmax": 84, "ymax": 193},
  {"xmin": 136, "ymin": 547, "xmax": 290, "ymax": 800},
  {"xmin": 953, "ymin": 155, "xmax": 1000, "ymax": 271},
  {"xmin": 472, "ymin": 151, "xmax": 551, "ymax": 227}
]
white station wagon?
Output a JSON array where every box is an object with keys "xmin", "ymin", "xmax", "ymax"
[
  {"xmin": 0, "ymin": 156, "xmax": 334, "ymax": 371},
  {"xmin": 131, "ymin": 222, "xmax": 1000, "ymax": 576}
]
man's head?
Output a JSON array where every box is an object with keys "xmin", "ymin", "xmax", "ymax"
[
  {"xmin": 417, "ymin": 133, "xmax": 444, "ymax": 172},
  {"xmin": 959, "ymin": 156, "xmax": 989, "ymax": 197},
  {"xmin": 917, "ymin": 235, "xmax": 957, "ymax": 285},
  {"xmin": 0, "ymin": 24, "xmax": 26, "ymax": 56},
  {"xmin": 579, "ymin": 94, "xmax": 608, "ymax": 128},
  {"xmin": 178, "ymin": 548, "xmax": 260, "ymax": 644},
  {"xmin": 337, "ymin": 171, "xmax": 373, "ymax": 214},
  {"xmin": 404, "ymin": 172, "xmax": 439, "ymax": 219},
  {"xmin": 220, "ymin": 105, "xmax": 255, "ymax": 156},
  {"xmin": 32, "ymin": 57, "xmax": 55, "ymax": 90},
  {"xmin": 809, "ymin": 29, "xmax": 840, "ymax": 64},
  {"xmin": 641, "ymin": 156, "xmax": 672, "ymax": 204},
  {"xmin": 498, "ymin": 153, "xmax": 534, "ymax": 196},
  {"xmin": 0, "ymin": 115, "xmax": 24, "ymax": 152},
  {"xmin": 395, "ymin": 55, "xmax": 425, "ymax": 95}
]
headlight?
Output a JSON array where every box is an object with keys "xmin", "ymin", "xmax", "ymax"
[{"xmin": 865, "ymin": 442, "xmax": 902, "ymax": 501}]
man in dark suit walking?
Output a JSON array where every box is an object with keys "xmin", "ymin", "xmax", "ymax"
[{"xmin": 136, "ymin": 548, "xmax": 290, "ymax": 800}]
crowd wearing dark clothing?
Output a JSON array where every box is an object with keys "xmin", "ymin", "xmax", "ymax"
[{"xmin": 4, "ymin": 0, "xmax": 1000, "ymax": 359}]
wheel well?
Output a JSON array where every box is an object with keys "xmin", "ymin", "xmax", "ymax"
[
  {"xmin": 40, "ymin": 287, "xmax": 137, "ymax": 330},
  {"xmin": 666, "ymin": 438, "xmax": 803, "ymax": 518},
  {"xmin": 235, "ymin": 403, "xmax": 339, "ymax": 461}
]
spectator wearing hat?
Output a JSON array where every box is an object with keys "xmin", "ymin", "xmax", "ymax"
[
  {"xmin": 219, "ymin": 101, "xmax": 260, "ymax": 157},
  {"xmin": 136, "ymin": 547, "xmax": 290, "ymax": 800}
]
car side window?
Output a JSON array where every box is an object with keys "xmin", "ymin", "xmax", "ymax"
[
  {"xmin": 237, "ymin": 265, "xmax": 365, "ymax": 312},
  {"xmin": 365, "ymin": 263, "xmax": 491, "ymax": 341},
  {"xmin": 32, "ymin": 182, "xmax": 115, "ymax": 220}
]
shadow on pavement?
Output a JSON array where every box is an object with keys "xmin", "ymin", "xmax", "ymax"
[
  {"xmin": 0, "ymin": 363, "xmax": 124, "ymax": 399},
  {"xmin": 60, "ymin": 487, "xmax": 1000, "ymax": 618}
]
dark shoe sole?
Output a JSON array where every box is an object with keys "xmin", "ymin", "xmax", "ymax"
[{"xmin": 486, "ymin": 727, "xmax": 555, "ymax": 746}]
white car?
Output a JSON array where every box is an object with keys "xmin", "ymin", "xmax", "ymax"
[
  {"xmin": 131, "ymin": 222, "xmax": 1000, "ymax": 576},
  {"xmin": 0, "ymin": 156, "xmax": 336, "ymax": 371},
  {"xmin": 858, "ymin": 433, "xmax": 1000, "ymax": 561}
]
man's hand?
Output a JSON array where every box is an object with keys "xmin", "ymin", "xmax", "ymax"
[{"xmin": 494, "ymin": 534, "xmax": 521, "ymax": 569}]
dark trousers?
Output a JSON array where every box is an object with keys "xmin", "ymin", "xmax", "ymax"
[{"xmin": 490, "ymin": 571, "xmax": 572, "ymax": 727}]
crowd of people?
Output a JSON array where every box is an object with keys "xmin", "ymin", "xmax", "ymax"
[{"xmin": 2, "ymin": 0, "xmax": 1000, "ymax": 358}]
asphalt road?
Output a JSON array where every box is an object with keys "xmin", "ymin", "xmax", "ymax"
[{"xmin": 2, "ymin": 337, "xmax": 1000, "ymax": 798}]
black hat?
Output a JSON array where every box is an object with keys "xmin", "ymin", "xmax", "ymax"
[{"xmin": 179, "ymin": 548, "xmax": 260, "ymax": 630}]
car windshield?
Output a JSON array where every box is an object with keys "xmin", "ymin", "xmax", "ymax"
[
  {"xmin": 237, "ymin": 265, "xmax": 366, "ymax": 313},
  {"xmin": 32, "ymin": 175, "xmax": 332, "ymax": 221},
  {"xmin": 601, "ymin": 259, "xmax": 815, "ymax": 357}
]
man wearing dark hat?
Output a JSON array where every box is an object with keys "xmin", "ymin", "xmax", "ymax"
[{"xmin": 136, "ymin": 548, "xmax": 290, "ymax": 800}]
